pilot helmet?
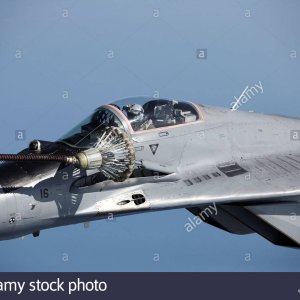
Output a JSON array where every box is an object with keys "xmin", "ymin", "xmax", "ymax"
[{"xmin": 123, "ymin": 104, "xmax": 144, "ymax": 122}]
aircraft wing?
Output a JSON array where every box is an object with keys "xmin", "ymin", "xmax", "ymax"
[{"xmin": 171, "ymin": 153, "xmax": 300, "ymax": 248}]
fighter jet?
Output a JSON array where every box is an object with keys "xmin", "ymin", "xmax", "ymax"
[{"xmin": 1, "ymin": 97, "xmax": 300, "ymax": 248}]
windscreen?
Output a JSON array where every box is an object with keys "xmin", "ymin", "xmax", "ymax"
[{"xmin": 59, "ymin": 107, "xmax": 124, "ymax": 148}]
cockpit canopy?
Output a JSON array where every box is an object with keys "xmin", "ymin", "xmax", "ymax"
[
  {"xmin": 111, "ymin": 97, "xmax": 200, "ymax": 131},
  {"xmin": 59, "ymin": 97, "xmax": 200, "ymax": 148}
]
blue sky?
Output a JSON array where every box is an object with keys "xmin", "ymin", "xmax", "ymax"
[{"xmin": 0, "ymin": 0, "xmax": 300, "ymax": 271}]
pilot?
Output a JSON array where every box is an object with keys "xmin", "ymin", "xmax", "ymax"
[{"xmin": 122, "ymin": 104, "xmax": 154, "ymax": 131}]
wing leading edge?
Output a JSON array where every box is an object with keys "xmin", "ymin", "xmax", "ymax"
[{"xmin": 188, "ymin": 202, "xmax": 300, "ymax": 248}]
